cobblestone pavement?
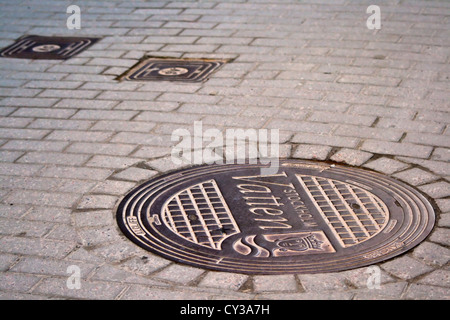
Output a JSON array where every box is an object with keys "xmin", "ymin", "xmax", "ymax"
[{"xmin": 0, "ymin": 0, "xmax": 449, "ymax": 300}]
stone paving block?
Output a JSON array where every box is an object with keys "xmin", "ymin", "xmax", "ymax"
[
  {"xmin": 381, "ymin": 256, "xmax": 434, "ymax": 280},
  {"xmin": 198, "ymin": 271, "xmax": 249, "ymax": 291},
  {"xmin": 131, "ymin": 146, "xmax": 171, "ymax": 159},
  {"xmin": 404, "ymin": 132, "xmax": 450, "ymax": 148},
  {"xmin": 112, "ymin": 167, "xmax": 158, "ymax": 182},
  {"xmin": 90, "ymin": 265, "xmax": 167, "ymax": 286},
  {"xmin": 392, "ymin": 168, "xmax": 439, "ymax": 186},
  {"xmin": 4, "ymin": 190, "xmax": 80, "ymax": 208},
  {"xmin": 54, "ymin": 99, "xmax": 119, "ymax": 110},
  {"xmin": 22, "ymin": 206, "xmax": 71, "ymax": 224},
  {"xmin": 309, "ymin": 111, "xmax": 376, "ymax": 126},
  {"xmin": 39, "ymin": 166, "xmax": 113, "ymax": 181},
  {"xmin": 66, "ymin": 142, "xmax": 136, "ymax": 156},
  {"xmin": 292, "ymin": 144, "xmax": 332, "ymax": 161},
  {"xmin": 17, "ymin": 152, "xmax": 90, "ymax": 166},
  {"xmin": 330, "ymin": 148, "xmax": 373, "ymax": 166},
  {"xmin": 90, "ymin": 120, "xmax": 156, "ymax": 133},
  {"xmin": 435, "ymin": 199, "xmax": 450, "ymax": 213},
  {"xmin": 377, "ymin": 118, "xmax": 445, "ymax": 134},
  {"xmin": 0, "ymin": 253, "xmax": 18, "ymax": 272},
  {"xmin": 291, "ymin": 133, "xmax": 359, "ymax": 148},
  {"xmin": 0, "ymin": 272, "xmax": 42, "ymax": 293},
  {"xmin": 72, "ymin": 110, "xmax": 138, "ymax": 121},
  {"xmin": 0, "ymin": 236, "xmax": 76, "ymax": 259},
  {"xmin": 395, "ymin": 157, "xmax": 450, "ymax": 176},
  {"xmin": 28, "ymin": 119, "xmax": 95, "ymax": 131},
  {"xmin": 86, "ymin": 155, "xmax": 143, "ymax": 169},
  {"xmin": 404, "ymin": 284, "xmax": 449, "ymax": 300},
  {"xmin": 253, "ymin": 275, "xmax": 298, "ymax": 292},
  {"xmin": 351, "ymin": 282, "xmax": 409, "ymax": 300},
  {"xmin": 0, "ymin": 150, "xmax": 24, "ymax": 162},
  {"xmin": 0, "ymin": 218, "xmax": 54, "ymax": 238},
  {"xmin": 33, "ymin": 278, "xmax": 126, "ymax": 300},
  {"xmin": 77, "ymin": 195, "xmax": 118, "ymax": 210},
  {"xmin": 153, "ymin": 264, "xmax": 205, "ymax": 285},
  {"xmin": 416, "ymin": 270, "xmax": 450, "ymax": 287},
  {"xmin": 11, "ymin": 107, "xmax": 76, "ymax": 119},
  {"xmin": 437, "ymin": 213, "xmax": 450, "ymax": 228},
  {"xmin": 78, "ymin": 226, "xmax": 123, "ymax": 246},
  {"xmin": 11, "ymin": 256, "xmax": 96, "ymax": 278},
  {"xmin": 361, "ymin": 140, "xmax": 433, "ymax": 158},
  {"xmin": 73, "ymin": 210, "xmax": 114, "ymax": 228},
  {"xmin": 432, "ymin": 148, "xmax": 450, "ymax": 162},
  {"xmin": 297, "ymin": 273, "xmax": 352, "ymax": 292},
  {"xmin": 418, "ymin": 181, "xmax": 450, "ymax": 199},
  {"xmin": 428, "ymin": 228, "xmax": 450, "ymax": 247},
  {"xmin": 91, "ymin": 180, "xmax": 136, "ymax": 196},
  {"xmin": 412, "ymin": 242, "xmax": 450, "ymax": 266}
]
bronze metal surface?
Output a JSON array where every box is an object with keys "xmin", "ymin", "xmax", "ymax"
[
  {"xmin": 0, "ymin": 35, "xmax": 99, "ymax": 60},
  {"xmin": 119, "ymin": 57, "xmax": 227, "ymax": 82},
  {"xmin": 116, "ymin": 160, "xmax": 435, "ymax": 274}
]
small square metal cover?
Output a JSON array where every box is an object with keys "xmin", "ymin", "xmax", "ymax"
[
  {"xmin": 119, "ymin": 57, "xmax": 227, "ymax": 82},
  {"xmin": 0, "ymin": 35, "xmax": 100, "ymax": 60}
]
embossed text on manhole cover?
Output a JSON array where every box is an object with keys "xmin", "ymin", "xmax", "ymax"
[
  {"xmin": 0, "ymin": 35, "xmax": 99, "ymax": 60},
  {"xmin": 116, "ymin": 160, "xmax": 435, "ymax": 274},
  {"xmin": 119, "ymin": 57, "xmax": 227, "ymax": 82}
]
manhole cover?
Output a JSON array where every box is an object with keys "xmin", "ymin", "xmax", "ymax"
[
  {"xmin": 0, "ymin": 35, "xmax": 99, "ymax": 60},
  {"xmin": 116, "ymin": 160, "xmax": 435, "ymax": 274},
  {"xmin": 119, "ymin": 57, "xmax": 227, "ymax": 82}
]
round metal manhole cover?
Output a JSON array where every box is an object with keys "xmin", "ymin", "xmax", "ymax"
[{"xmin": 116, "ymin": 160, "xmax": 435, "ymax": 274}]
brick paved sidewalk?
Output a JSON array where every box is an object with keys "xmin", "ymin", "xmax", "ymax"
[{"xmin": 0, "ymin": 0, "xmax": 448, "ymax": 300}]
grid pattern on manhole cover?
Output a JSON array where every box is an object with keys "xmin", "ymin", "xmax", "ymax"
[
  {"xmin": 0, "ymin": 35, "xmax": 100, "ymax": 60},
  {"xmin": 119, "ymin": 57, "xmax": 227, "ymax": 82},
  {"xmin": 116, "ymin": 160, "xmax": 435, "ymax": 275},
  {"xmin": 162, "ymin": 180, "xmax": 240, "ymax": 250}
]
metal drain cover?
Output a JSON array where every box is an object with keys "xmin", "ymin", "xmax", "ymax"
[
  {"xmin": 120, "ymin": 57, "xmax": 227, "ymax": 82},
  {"xmin": 0, "ymin": 35, "xmax": 99, "ymax": 60},
  {"xmin": 116, "ymin": 160, "xmax": 435, "ymax": 274}
]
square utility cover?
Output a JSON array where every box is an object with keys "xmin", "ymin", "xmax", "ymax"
[
  {"xmin": 120, "ymin": 57, "xmax": 227, "ymax": 82},
  {"xmin": 0, "ymin": 35, "xmax": 100, "ymax": 60}
]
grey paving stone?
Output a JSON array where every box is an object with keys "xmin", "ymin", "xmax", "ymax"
[
  {"xmin": 291, "ymin": 133, "xmax": 359, "ymax": 148},
  {"xmin": 392, "ymin": 168, "xmax": 439, "ymax": 186},
  {"xmin": 253, "ymin": 275, "xmax": 298, "ymax": 292},
  {"xmin": 330, "ymin": 148, "xmax": 373, "ymax": 166},
  {"xmin": 198, "ymin": 272, "xmax": 249, "ymax": 291},
  {"xmin": 381, "ymin": 256, "xmax": 434, "ymax": 280},
  {"xmin": 418, "ymin": 181, "xmax": 450, "ymax": 199},
  {"xmin": 153, "ymin": 264, "xmax": 205, "ymax": 285},
  {"xmin": 292, "ymin": 144, "xmax": 332, "ymax": 160},
  {"xmin": 412, "ymin": 242, "xmax": 450, "ymax": 266},
  {"xmin": 416, "ymin": 270, "xmax": 450, "ymax": 287},
  {"xmin": 112, "ymin": 167, "xmax": 158, "ymax": 182},
  {"xmin": 428, "ymin": 228, "xmax": 450, "ymax": 247},
  {"xmin": 77, "ymin": 195, "xmax": 118, "ymax": 210},
  {"xmin": 33, "ymin": 278, "xmax": 126, "ymax": 300},
  {"xmin": 404, "ymin": 284, "xmax": 449, "ymax": 300},
  {"xmin": 0, "ymin": 236, "xmax": 76, "ymax": 259},
  {"xmin": 361, "ymin": 140, "xmax": 433, "ymax": 158},
  {"xmin": 0, "ymin": 272, "xmax": 42, "ymax": 293}
]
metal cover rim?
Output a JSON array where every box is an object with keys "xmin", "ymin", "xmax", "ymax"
[{"xmin": 116, "ymin": 160, "xmax": 435, "ymax": 275}]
